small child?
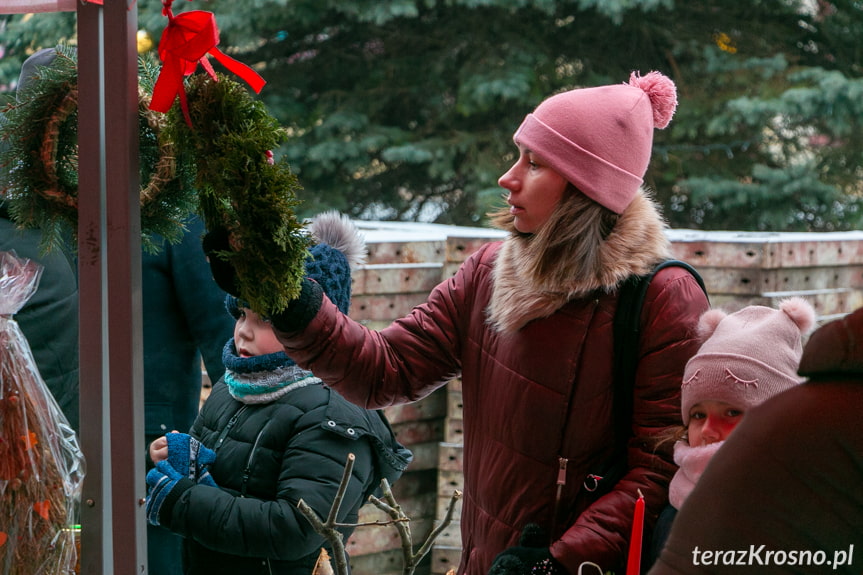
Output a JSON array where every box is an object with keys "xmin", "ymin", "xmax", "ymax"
[
  {"xmin": 145, "ymin": 212, "xmax": 412, "ymax": 575},
  {"xmin": 649, "ymin": 297, "xmax": 816, "ymax": 564}
]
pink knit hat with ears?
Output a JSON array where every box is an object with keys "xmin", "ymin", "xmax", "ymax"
[
  {"xmin": 513, "ymin": 71, "xmax": 677, "ymax": 214},
  {"xmin": 681, "ymin": 297, "xmax": 817, "ymax": 425}
]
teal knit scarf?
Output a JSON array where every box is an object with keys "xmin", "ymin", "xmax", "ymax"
[{"xmin": 221, "ymin": 339, "xmax": 321, "ymax": 404}]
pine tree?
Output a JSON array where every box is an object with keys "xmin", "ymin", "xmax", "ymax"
[{"xmin": 2, "ymin": 0, "xmax": 862, "ymax": 231}]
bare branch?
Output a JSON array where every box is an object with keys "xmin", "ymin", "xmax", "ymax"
[
  {"xmin": 298, "ymin": 454, "xmax": 463, "ymax": 575},
  {"xmin": 412, "ymin": 489, "xmax": 462, "ymax": 562},
  {"xmin": 296, "ymin": 453, "xmax": 356, "ymax": 575},
  {"xmin": 335, "ymin": 518, "xmax": 411, "ymax": 528},
  {"xmin": 297, "ymin": 499, "xmax": 348, "ymax": 575},
  {"xmin": 369, "ymin": 479, "xmax": 462, "ymax": 575},
  {"xmin": 327, "ymin": 453, "xmax": 356, "ymax": 525}
]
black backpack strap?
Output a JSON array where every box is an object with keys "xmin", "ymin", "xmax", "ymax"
[
  {"xmin": 584, "ymin": 260, "xmax": 707, "ymax": 496},
  {"xmin": 612, "ymin": 260, "xmax": 706, "ymax": 449}
]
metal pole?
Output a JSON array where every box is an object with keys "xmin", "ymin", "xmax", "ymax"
[
  {"xmin": 77, "ymin": 4, "xmax": 107, "ymax": 571},
  {"xmin": 77, "ymin": 0, "xmax": 145, "ymax": 572},
  {"xmin": 103, "ymin": 1, "xmax": 146, "ymax": 573}
]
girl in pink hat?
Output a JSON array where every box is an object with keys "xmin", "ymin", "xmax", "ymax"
[{"xmin": 648, "ymin": 297, "xmax": 816, "ymax": 566}]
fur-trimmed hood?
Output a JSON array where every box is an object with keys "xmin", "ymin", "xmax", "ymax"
[{"xmin": 488, "ymin": 189, "xmax": 671, "ymax": 333}]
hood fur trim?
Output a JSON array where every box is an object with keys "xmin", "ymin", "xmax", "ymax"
[{"xmin": 488, "ymin": 189, "xmax": 670, "ymax": 333}]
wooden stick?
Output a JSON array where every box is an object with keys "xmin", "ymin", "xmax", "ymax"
[
  {"xmin": 298, "ymin": 453, "xmax": 463, "ymax": 575},
  {"xmin": 370, "ymin": 479, "xmax": 462, "ymax": 575},
  {"xmin": 296, "ymin": 453, "xmax": 355, "ymax": 575}
]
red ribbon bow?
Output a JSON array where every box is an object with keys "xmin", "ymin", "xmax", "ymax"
[{"xmin": 150, "ymin": 0, "xmax": 266, "ymax": 126}]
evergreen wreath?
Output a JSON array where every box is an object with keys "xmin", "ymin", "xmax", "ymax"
[
  {"xmin": 0, "ymin": 49, "xmax": 197, "ymax": 254},
  {"xmin": 0, "ymin": 47, "xmax": 308, "ymax": 314},
  {"xmin": 164, "ymin": 72, "xmax": 309, "ymax": 316}
]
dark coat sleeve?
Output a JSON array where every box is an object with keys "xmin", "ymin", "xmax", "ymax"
[
  {"xmin": 142, "ymin": 215, "xmax": 235, "ymax": 437},
  {"xmin": 162, "ymin": 215, "xmax": 234, "ymax": 382}
]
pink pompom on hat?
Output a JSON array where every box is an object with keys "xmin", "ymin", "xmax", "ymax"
[
  {"xmin": 680, "ymin": 297, "xmax": 817, "ymax": 425},
  {"xmin": 513, "ymin": 71, "xmax": 677, "ymax": 214}
]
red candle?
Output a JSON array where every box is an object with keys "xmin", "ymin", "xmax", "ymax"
[{"xmin": 626, "ymin": 489, "xmax": 645, "ymax": 575}]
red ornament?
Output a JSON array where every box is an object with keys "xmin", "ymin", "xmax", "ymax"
[{"xmin": 150, "ymin": 0, "xmax": 266, "ymax": 126}]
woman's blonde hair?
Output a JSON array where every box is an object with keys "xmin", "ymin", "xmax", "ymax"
[{"xmin": 489, "ymin": 184, "xmax": 619, "ymax": 289}]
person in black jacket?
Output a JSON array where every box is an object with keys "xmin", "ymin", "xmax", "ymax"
[
  {"xmin": 146, "ymin": 212, "xmax": 412, "ymax": 575},
  {"xmin": 1, "ymin": 49, "xmax": 80, "ymax": 433}
]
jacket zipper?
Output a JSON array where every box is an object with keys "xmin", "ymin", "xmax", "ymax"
[
  {"xmin": 241, "ymin": 428, "xmax": 265, "ymax": 497},
  {"xmin": 550, "ymin": 456, "xmax": 567, "ymax": 542},
  {"xmin": 551, "ymin": 298, "xmax": 600, "ymax": 541},
  {"xmin": 213, "ymin": 405, "xmax": 248, "ymax": 455},
  {"xmin": 213, "ymin": 406, "xmax": 273, "ymax": 573}
]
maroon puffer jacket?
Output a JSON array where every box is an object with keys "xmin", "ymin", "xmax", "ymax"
[{"xmin": 278, "ymin": 241, "xmax": 708, "ymax": 575}]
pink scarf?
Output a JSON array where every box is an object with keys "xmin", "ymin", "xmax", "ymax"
[{"xmin": 668, "ymin": 441, "xmax": 724, "ymax": 509}]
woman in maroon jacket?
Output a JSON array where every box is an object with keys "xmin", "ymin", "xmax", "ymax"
[{"xmin": 207, "ymin": 71, "xmax": 708, "ymax": 575}]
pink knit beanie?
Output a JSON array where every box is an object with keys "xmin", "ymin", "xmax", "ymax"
[
  {"xmin": 513, "ymin": 71, "xmax": 677, "ymax": 214},
  {"xmin": 681, "ymin": 297, "xmax": 817, "ymax": 425}
]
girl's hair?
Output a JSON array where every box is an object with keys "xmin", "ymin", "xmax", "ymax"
[
  {"xmin": 652, "ymin": 424, "xmax": 688, "ymax": 450},
  {"xmin": 489, "ymin": 184, "xmax": 619, "ymax": 287}
]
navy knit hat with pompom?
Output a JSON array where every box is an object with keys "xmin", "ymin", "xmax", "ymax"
[
  {"xmin": 305, "ymin": 242, "xmax": 352, "ymax": 314},
  {"xmin": 227, "ymin": 211, "xmax": 366, "ymax": 318}
]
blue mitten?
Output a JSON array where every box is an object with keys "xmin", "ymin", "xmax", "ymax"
[
  {"xmin": 146, "ymin": 460, "xmax": 193, "ymax": 526},
  {"xmin": 166, "ymin": 432, "xmax": 218, "ymax": 487}
]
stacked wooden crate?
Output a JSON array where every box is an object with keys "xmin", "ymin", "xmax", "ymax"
[
  {"xmin": 668, "ymin": 229, "xmax": 863, "ymax": 322},
  {"xmin": 342, "ymin": 223, "xmax": 863, "ymax": 575},
  {"xmin": 344, "ymin": 222, "xmax": 504, "ymax": 575}
]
